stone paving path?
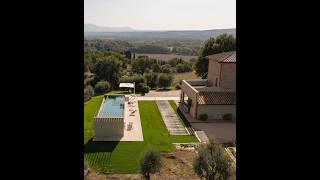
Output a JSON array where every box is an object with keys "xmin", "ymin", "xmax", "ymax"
[{"xmin": 156, "ymin": 100, "xmax": 187, "ymax": 135}]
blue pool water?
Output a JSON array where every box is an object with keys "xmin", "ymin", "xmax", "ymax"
[{"xmin": 99, "ymin": 96, "xmax": 125, "ymax": 118}]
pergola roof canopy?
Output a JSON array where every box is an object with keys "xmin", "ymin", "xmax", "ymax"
[{"xmin": 119, "ymin": 83, "xmax": 135, "ymax": 88}]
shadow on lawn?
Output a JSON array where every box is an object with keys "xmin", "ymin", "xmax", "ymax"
[
  {"xmin": 177, "ymin": 108, "xmax": 192, "ymax": 127},
  {"xmin": 84, "ymin": 138, "xmax": 120, "ymax": 153}
]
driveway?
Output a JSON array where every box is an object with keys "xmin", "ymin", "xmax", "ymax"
[{"xmin": 191, "ymin": 122, "xmax": 236, "ymax": 143}]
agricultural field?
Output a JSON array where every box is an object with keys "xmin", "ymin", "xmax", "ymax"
[
  {"xmin": 84, "ymin": 98, "xmax": 198, "ymax": 173},
  {"xmin": 135, "ymin": 53, "xmax": 198, "ymax": 62}
]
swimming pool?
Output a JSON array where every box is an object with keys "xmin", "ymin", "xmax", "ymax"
[
  {"xmin": 98, "ymin": 96, "xmax": 125, "ymax": 118},
  {"xmin": 94, "ymin": 95, "xmax": 125, "ymax": 139}
]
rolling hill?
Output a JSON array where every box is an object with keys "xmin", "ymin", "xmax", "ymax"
[{"xmin": 84, "ymin": 24, "xmax": 236, "ymax": 40}]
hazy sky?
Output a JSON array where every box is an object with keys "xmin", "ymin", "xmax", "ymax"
[{"xmin": 84, "ymin": 0, "xmax": 236, "ymax": 30}]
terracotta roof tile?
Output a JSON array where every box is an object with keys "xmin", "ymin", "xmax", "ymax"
[
  {"xmin": 198, "ymin": 92, "xmax": 236, "ymax": 105},
  {"xmin": 206, "ymin": 51, "xmax": 236, "ymax": 63}
]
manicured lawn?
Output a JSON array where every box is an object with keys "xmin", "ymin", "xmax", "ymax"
[
  {"xmin": 138, "ymin": 101, "xmax": 197, "ymax": 151},
  {"xmin": 84, "ymin": 96, "xmax": 103, "ymax": 143},
  {"xmin": 84, "ymin": 98, "xmax": 198, "ymax": 173},
  {"xmin": 169, "ymin": 100, "xmax": 192, "ymax": 127}
]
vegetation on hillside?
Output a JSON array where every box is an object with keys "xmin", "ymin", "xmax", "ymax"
[
  {"xmin": 84, "ymin": 34, "xmax": 235, "ymax": 100},
  {"xmin": 85, "ymin": 38, "xmax": 201, "ymax": 56}
]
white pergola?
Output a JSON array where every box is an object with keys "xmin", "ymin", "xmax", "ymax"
[{"xmin": 119, "ymin": 82, "xmax": 135, "ymax": 94}]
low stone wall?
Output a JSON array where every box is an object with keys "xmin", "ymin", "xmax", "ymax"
[{"xmin": 185, "ymin": 79, "xmax": 207, "ymax": 86}]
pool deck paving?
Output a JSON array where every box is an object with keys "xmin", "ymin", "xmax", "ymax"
[
  {"xmin": 121, "ymin": 95, "xmax": 144, "ymax": 141},
  {"xmin": 156, "ymin": 100, "xmax": 187, "ymax": 135}
]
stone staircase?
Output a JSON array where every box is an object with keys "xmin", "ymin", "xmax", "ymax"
[{"xmin": 185, "ymin": 127, "xmax": 195, "ymax": 135}]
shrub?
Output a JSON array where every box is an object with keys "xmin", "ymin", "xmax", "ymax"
[
  {"xmin": 157, "ymin": 74, "xmax": 173, "ymax": 89},
  {"xmin": 161, "ymin": 68, "xmax": 171, "ymax": 73},
  {"xmin": 199, "ymin": 114, "xmax": 208, "ymax": 121},
  {"xmin": 136, "ymin": 83, "xmax": 149, "ymax": 94},
  {"xmin": 176, "ymin": 63, "xmax": 192, "ymax": 73},
  {"xmin": 161, "ymin": 64, "xmax": 172, "ymax": 73},
  {"xmin": 142, "ymin": 86, "xmax": 150, "ymax": 94},
  {"xmin": 94, "ymin": 81, "xmax": 111, "ymax": 95},
  {"xmin": 84, "ymin": 85, "xmax": 94, "ymax": 101},
  {"xmin": 120, "ymin": 74, "xmax": 145, "ymax": 84},
  {"xmin": 145, "ymin": 68, "xmax": 150, "ymax": 73},
  {"xmin": 140, "ymin": 149, "xmax": 161, "ymax": 180},
  {"xmin": 144, "ymin": 73, "xmax": 158, "ymax": 89},
  {"xmin": 223, "ymin": 114, "xmax": 233, "ymax": 121},
  {"xmin": 168, "ymin": 58, "xmax": 183, "ymax": 67},
  {"xmin": 175, "ymin": 83, "xmax": 181, "ymax": 90},
  {"xmin": 84, "ymin": 76, "xmax": 95, "ymax": 86},
  {"xmin": 193, "ymin": 139, "xmax": 231, "ymax": 180},
  {"xmin": 151, "ymin": 64, "xmax": 161, "ymax": 72}
]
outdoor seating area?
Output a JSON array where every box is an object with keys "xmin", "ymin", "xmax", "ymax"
[{"xmin": 121, "ymin": 94, "xmax": 143, "ymax": 141}]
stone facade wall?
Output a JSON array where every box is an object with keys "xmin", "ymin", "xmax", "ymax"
[
  {"xmin": 220, "ymin": 63, "xmax": 236, "ymax": 91},
  {"xmin": 197, "ymin": 105, "xmax": 236, "ymax": 120},
  {"xmin": 180, "ymin": 80, "xmax": 199, "ymax": 119},
  {"xmin": 207, "ymin": 60, "xmax": 221, "ymax": 87}
]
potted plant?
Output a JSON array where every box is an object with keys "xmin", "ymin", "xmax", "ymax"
[
  {"xmin": 199, "ymin": 114, "xmax": 208, "ymax": 121},
  {"xmin": 223, "ymin": 113, "xmax": 233, "ymax": 121}
]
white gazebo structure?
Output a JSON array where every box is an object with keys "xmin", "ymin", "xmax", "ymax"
[{"xmin": 119, "ymin": 82, "xmax": 135, "ymax": 94}]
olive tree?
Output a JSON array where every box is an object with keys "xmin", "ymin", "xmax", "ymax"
[
  {"xmin": 157, "ymin": 74, "xmax": 173, "ymax": 89},
  {"xmin": 84, "ymin": 85, "xmax": 94, "ymax": 101},
  {"xmin": 144, "ymin": 73, "xmax": 158, "ymax": 89},
  {"xmin": 94, "ymin": 81, "xmax": 111, "ymax": 95},
  {"xmin": 193, "ymin": 139, "xmax": 231, "ymax": 180},
  {"xmin": 140, "ymin": 149, "xmax": 161, "ymax": 180}
]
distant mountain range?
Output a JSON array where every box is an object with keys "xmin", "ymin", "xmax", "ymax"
[
  {"xmin": 84, "ymin": 24, "xmax": 236, "ymax": 40},
  {"xmin": 84, "ymin": 24, "xmax": 135, "ymax": 32}
]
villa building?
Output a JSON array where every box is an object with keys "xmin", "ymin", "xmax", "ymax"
[{"xmin": 179, "ymin": 51, "xmax": 236, "ymax": 121}]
